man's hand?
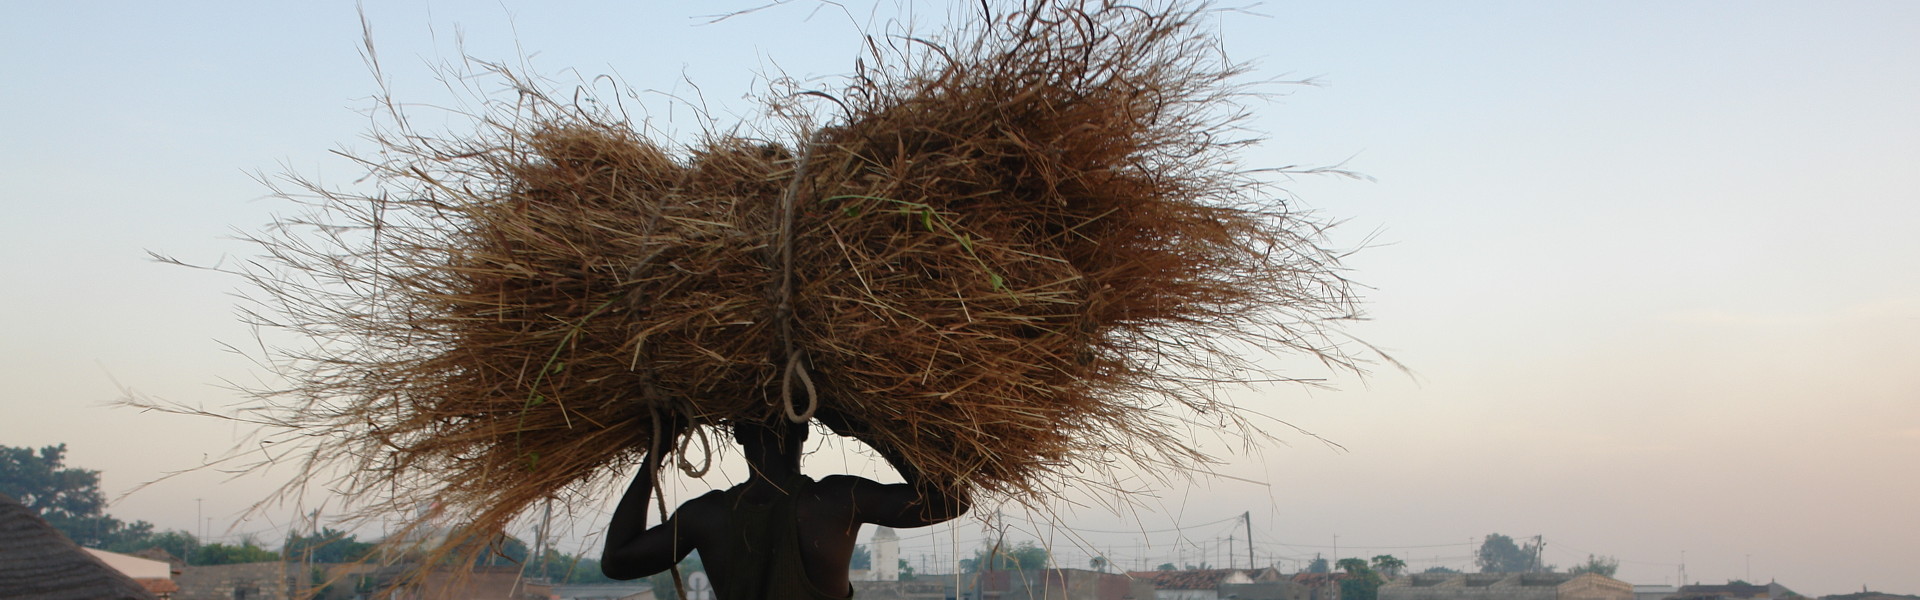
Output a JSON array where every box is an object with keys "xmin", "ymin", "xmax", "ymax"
[
  {"xmin": 643, "ymin": 412, "xmax": 689, "ymax": 470},
  {"xmin": 813, "ymin": 404, "xmax": 868, "ymax": 439}
]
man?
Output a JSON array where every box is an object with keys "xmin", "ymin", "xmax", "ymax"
[{"xmin": 600, "ymin": 414, "xmax": 970, "ymax": 599}]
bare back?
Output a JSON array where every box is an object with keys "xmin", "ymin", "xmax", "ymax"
[{"xmin": 602, "ymin": 473, "xmax": 963, "ymax": 598}]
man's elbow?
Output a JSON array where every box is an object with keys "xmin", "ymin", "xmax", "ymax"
[
  {"xmin": 928, "ymin": 490, "xmax": 972, "ymax": 523},
  {"xmin": 599, "ymin": 554, "xmax": 646, "ymax": 581}
]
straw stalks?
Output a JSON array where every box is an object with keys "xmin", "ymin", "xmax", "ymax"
[{"xmin": 163, "ymin": 0, "xmax": 1369, "ymax": 570}]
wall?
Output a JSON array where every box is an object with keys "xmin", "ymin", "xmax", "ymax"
[
  {"xmin": 1221, "ymin": 582, "xmax": 1300, "ymax": 600},
  {"xmin": 1380, "ymin": 574, "xmax": 1634, "ymax": 600},
  {"xmin": 853, "ymin": 579, "xmax": 950, "ymax": 600},
  {"xmin": 1380, "ymin": 575, "xmax": 1556, "ymax": 600},
  {"xmin": 1559, "ymin": 574, "xmax": 1634, "ymax": 600},
  {"xmin": 174, "ymin": 562, "xmax": 292, "ymax": 600}
]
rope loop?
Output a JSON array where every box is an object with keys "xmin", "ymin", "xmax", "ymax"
[
  {"xmin": 781, "ymin": 352, "xmax": 819, "ymax": 424},
  {"xmin": 773, "ymin": 133, "xmax": 821, "ymax": 425},
  {"xmin": 677, "ymin": 424, "xmax": 712, "ymax": 477}
]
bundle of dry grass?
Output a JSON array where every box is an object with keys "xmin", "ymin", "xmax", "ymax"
[{"xmin": 182, "ymin": 0, "xmax": 1367, "ymax": 566}]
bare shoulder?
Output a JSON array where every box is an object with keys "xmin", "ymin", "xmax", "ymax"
[
  {"xmin": 674, "ymin": 489, "xmax": 730, "ymax": 518},
  {"xmin": 814, "ymin": 474, "xmax": 884, "ymax": 492}
]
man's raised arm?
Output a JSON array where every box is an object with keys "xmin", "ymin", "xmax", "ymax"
[
  {"xmin": 835, "ymin": 436, "xmax": 971, "ymax": 529},
  {"xmin": 600, "ymin": 429, "xmax": 698, "ymax": 579}
]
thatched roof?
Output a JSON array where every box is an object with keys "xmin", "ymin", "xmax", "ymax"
[{"xmin": 0, "ymin": 492, "xmax": 157, "ymax": 600}]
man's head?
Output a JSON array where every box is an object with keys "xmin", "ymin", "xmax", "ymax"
[{"xmin": 731, "ymin": 418, "xmax": 808, "ymax": 475}]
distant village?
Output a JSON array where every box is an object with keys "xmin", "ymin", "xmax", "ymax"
[{"xmin": 10, "ymin": 494, "xmax": 1917, "ymax": 600}]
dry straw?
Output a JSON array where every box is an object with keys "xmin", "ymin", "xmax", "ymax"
[{"xmin": 156, "ymin": 0, "xmax": 1371, "ymax": 568}]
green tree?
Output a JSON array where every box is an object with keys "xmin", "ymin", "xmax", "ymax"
[
  {"xmin": 528, "ymin": 550, "xmax": 617, "ymax": 584},
  {"xmin": 1372, "ymin": 555, "xmax": 1408, "ymax": 578},
  {"xmin": 1475, "ymin": 534, "xmax": 1544, "ymax": 573},
  {"xmin": 1336, "ymin": 558, "xmax": 1386, "ymax": 600},
  {"xmin": 284, "ymin": 528, "xmax": 377, "ymax": 564},
  {"xmin": 1090, "ymin": 556, "xmax": 1109, "ymax": 572},
  {"xmin": 899, "ymin": 558, "xmax": 916, "ymax": 580},
  {"xmin": 1306, "ymin": 556, "xmax": 1330, "ymax": 573},
  {"xmin": 959, "ymin": 542, "xmax": 1049, "ymax": 572},
  {"xmin": 850, "ymin": 544, "xmax": 873, "ymax": 570},
  {"xmin": 1423, "ymin": 566, "xmax": 1462, "ymax": 574},
  {"xmin": 193, "ymin": 541, "xmax": 280, "ymax": 565},
  {"xmin": 0, "ymin": 444, "xmax": 154, "ymax": 548},
  {"xmin": 646, "ymin": 553, "xmax": 704, "ymax": 600},
  {"xmin": 1568, "ymin": 555, "xmax": 1619, "ymax": 577},
  {"xmin": 1336, "ymin": 558, "xmax": 1370, "ymax": 574},
  {"xmin": 105, "ymin": 529, "xmax": 199, "ymax": 559},
  {"xmin": 1156, "ymin": 563, "xmax": 1176, "ymax": 571}
]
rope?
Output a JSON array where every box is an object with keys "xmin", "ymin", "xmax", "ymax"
[
  {"xmin": 782, "ymin": 354, "xmax": 819, "ymax": 422},
  {"xmin": 645, "ymin": 405, "xmax": 687, "ymax": 597},
  {"xmin": 677, "ymin": 424, "xmax": 712, "ymax": 477},
  {"xmin": 774, "ymin": 135, "xmax": 821, "ymax": 424}
]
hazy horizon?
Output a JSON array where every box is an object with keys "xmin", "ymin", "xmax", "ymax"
[{"xmin": 3, "ymin": 1, "xmax": 1914, "ymax": 595}]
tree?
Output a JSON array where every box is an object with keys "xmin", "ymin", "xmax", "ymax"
[
  {"xmin": 529, "ymin": 550, "xmax": 617, "ymax": 584},
  {"xmin": 850, "ymin": 544, "xmax": 873, "ymax": 570},
  {"xmin": 1423, "ymin": 566, "xmax": 1462, "ymax": 574},
  {"xmin": 899, "ymin": 558, "xmax": 916, "ymax": 581},
  {"xmin": 647, "ymin": 553, "xmax": 704, "ymax": 600},
  {"xmin": 1475, "ymin": 534, "xmax": 1545, "ymax": 573},
  {"xmin": 1336, "ymin": 558, "xmax": 1386, "ymax": 600},
  {"xmin": 0, "ymin": 444, "xmax": 154, "ymax": 548},
  {"xmin": 284, "ymin": 528, "xmax": 377, "ymax": 564},
  {"xmin": 108, "ymin": 529, "xmax": 199, "ymax": 559},
  {"xmin": 1090, "ymin": 556, "xmax": 1109, "ymax": 572},
  {"xmin": 193, "ymin": 541, "xmax": 280, "ymax": 565},
  {"xmin": 1156, "ymin": 563, "xmax": 1176, "ymax": 571},
  {"xmin": 1336, "ymin": 558, "xmax": 1370, "ymax": 574},
  {"xmin": 960, "ymin": 541, "xmax": 1049, "ymax": 572},
  {"xmin": 1372, "ymin": 555, "xmax": 1408, "ymax": 578},
  {"xmin": 1568, "ymin": 555, "xmax": 1619, "ymax": 577},
  {"xmin": 1307, "ymin": 556, "xmax": 1330, "ymax": 573}
]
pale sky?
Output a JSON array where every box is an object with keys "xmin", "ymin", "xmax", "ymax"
[{"xmin": 2, "ymin": 1, "xmax": 1915, "ymax": 595}]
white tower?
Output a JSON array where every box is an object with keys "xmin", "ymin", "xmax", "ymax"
[{"xmin": 873, "ymin": 526, "xmax": 900, "ymax": 581}]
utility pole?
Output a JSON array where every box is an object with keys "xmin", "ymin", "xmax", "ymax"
[
  {"xmin": 1228, "ymin": 535, "xmax": 1235, "ymax": 569},
  {"xmin": 535, "ymin": 499, "xmax": 553, "ymax": 580},
  {"xmin": 301, "ymin": 509, "xmax": 318, "ymax": 597},
  {"xmin": 1244, "ymin": 512, "xmax": 1254, "ymax": 574}
]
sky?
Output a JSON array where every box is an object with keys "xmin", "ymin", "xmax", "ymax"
[{"xmin": 3, "ymin": 1, "xmax": 1917, "ymax": 595}]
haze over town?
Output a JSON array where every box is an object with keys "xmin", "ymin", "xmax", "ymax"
[{"xmin": 2, "ymin": 1, "xmax": 1914, "ymax": 596}]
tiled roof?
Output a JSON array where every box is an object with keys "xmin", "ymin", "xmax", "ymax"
[
  {"xmin": 1290, "ymin": 572, "xmax": 1353, "ymax": 584},
  {"xmin": 1682, "ymin": 584, "xmax": 1772, "ymax": 599},
  {"xmin": 136, "ymin": 578, "xmax": 181, "ymax": 595},
  {"xmin": 1126, "ymin": 569, "xmax": 1246, "ymax": 590},
  {"xmin": 0, "ymin": 492, "xmax": 157, "ymax": 599}
]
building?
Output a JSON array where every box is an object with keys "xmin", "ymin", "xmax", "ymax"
[
  {"xmin": 1637, "ymin": 584, "xmax": 1679, "ymax": 600},
  {"xmin": 1817, "ymin": 592, "xmax": 1920, "ymax": 600},
  {"xmin": 852, "ymin": 526, "xmax": 904, "ymax": 582},
  {"xmin": 0, "ymin": 491, "xmax": 157, "ymax": 599},
  {"xmin": 1677, "ymin": 583, "xmax": 1805, "ymax": 600},
  {"xmin": 1285, "ymin": 572, "xmax": 1350, "ymax": 600},
  {"xmin": 1379, "ymin": 573, "xmax": 1634, "ymax": 600},
  {"xmin": 1126, "ymin": 569, "xmax": 1259, "ymax": 600},
  {"xmin": 873, "ymin": 526, "xmax": 902, "ymax": 581},
  {"xmin": 984, "ymin": 568, "xmax": 1156, "ymax": 600},
  {"xmin": 552, "ymin": 581, "xmax": 656, "ymax": 600},
  {"xmin": 86, "ymin": 548, "xmax": 181, "ymax": 598}
]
